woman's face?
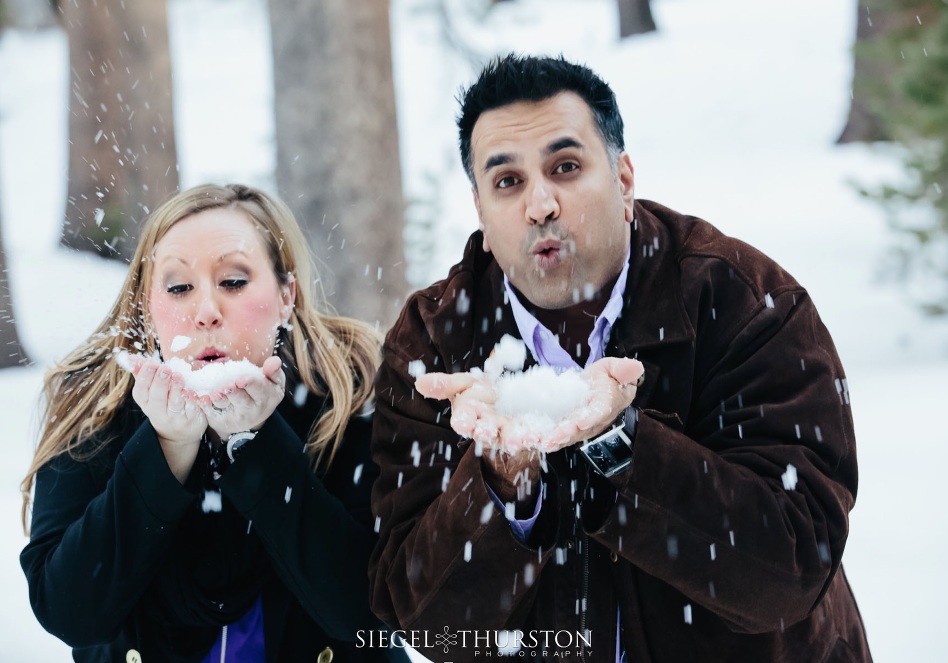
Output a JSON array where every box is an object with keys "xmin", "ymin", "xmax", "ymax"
[{"xmin": 147, "ymin": 208, "xmax": 295, "ymax": 369}]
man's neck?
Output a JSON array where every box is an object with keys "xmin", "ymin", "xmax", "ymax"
[{"xmin": 515, "ymin": 272, "xmax": 621, "ymax": 366}]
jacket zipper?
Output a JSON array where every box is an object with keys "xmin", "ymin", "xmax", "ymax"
[
  {"xmin": 219, "ymin": 625, "xmax": 228, "ymax": 663},
  {"xmin": 577, "ymin": 450, "xmax": 590, "ymax": 663},
  {"xmin": 579, "ymin": 531, "xmax": 589, "ymax": 662}
]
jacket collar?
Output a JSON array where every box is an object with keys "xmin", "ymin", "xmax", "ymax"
[{"xmin": 610, "ymin": 199, "xmax": 695, "ymax": 355}]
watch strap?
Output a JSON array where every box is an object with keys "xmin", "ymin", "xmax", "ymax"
[{"xmin": 226, "ymin": 430, "xmax": 259, "ymax": 463}]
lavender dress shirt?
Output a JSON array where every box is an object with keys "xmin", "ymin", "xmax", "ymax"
[{"xmin": 486, "ymin": 248, "xmax": 631, "ymax": 662}]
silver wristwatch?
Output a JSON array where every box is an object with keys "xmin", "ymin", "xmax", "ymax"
[
  {"xmin": 225, "ymin": 430, "xmax": 259, "ymax": 463},
  {"xmin": 579, "ymin": 413, "xmax": 635, "ymax": 477}
]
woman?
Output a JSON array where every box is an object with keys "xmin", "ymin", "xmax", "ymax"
[{"xmin": 20, "ymin": 184, "xmax": 406, "ymax": 662}]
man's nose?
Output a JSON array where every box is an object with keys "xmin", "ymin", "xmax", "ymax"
[
  {"xmin": 193, "ymin": 289, "xmax": 223, "ymax": 328},
  {"xmin": 525, "ymin": 180, "xmax": 559, "ymax": 225}
]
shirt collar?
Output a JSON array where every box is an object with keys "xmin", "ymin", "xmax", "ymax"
[{"xmin": 503, "ymin": 245, "xmax": 631, "ymax": 370}]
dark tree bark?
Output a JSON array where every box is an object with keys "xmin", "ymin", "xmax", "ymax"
[
  {"xmin": 837, "ymin": 0, "xmax": 935, "ymax": 143},
  {"xmin": 269, "ymin": 0, "xmax": 407, "ymax": 329},
  {"xmin": 617, "ymin": 0, "xmax": 656, "ymax": 38},
  {"xmin": 61, "ymin": 0, "xmax": 178, "ymax": 262},
  {"xmin": 0, "ymin": 183, "xmax": 31, "ymax": 368}
]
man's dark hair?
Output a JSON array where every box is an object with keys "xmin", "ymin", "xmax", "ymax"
[{"xmin": 457, "ymin": 53, "xmax": 625, "ymax": 185}]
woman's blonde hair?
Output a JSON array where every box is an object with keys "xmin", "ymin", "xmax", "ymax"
[{"xmin": 21, "ymin": 183, "xmax": 381, "ymax": 532}]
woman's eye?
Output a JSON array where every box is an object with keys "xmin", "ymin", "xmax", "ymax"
[
  {"xmin": 220, "ymin": 279, "xmax": 247, "ymax": 290},
  {"xmin": 167, "ymin": 284, "xmax": 192, "ymax": 296}
]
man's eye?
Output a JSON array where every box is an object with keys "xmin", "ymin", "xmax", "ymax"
[
  {"xmin": 220, "ymin": 279, "xmax": 247, "ymax": 290},
  {"xmin": 167, "ymin": 284, "xmax": 192, "ymax": 295},
  {"xmin": 496, "ymin": 175, "xmax": 521, "ymax": 190},
  {"xmin": 555, "ymin": 162, "xmax": 579, "ymax": 175}
]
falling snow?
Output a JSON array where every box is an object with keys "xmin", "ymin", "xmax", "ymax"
[
  {"xmin": 2, "ymin": 1, "xmax": 946, "ymax": 660},
  {"xmin": 201, "ymin": 489, "xmax": 222, "ymax": 513},
  {"xmin": 293, "ymin": 382, "xmax": 308, "ymax": 407},
  {"xmin": 170, "ymin": 334, "xmax": 191, "ymax": 352},
  {"xmin": 781, "ymin": 464, "xmax": 798, "ymax": 491},
  {"xmin": 407, "ymin": 359, "xmax": 426, "ymax": 379}
]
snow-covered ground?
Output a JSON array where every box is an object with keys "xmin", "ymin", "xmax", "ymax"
[{"xmin": 1, "ymin": 0, "xmax": 946, "ymax": 660}]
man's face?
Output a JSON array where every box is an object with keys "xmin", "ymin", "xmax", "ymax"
[{"xmin": 470, "ymin": 91, "xmax": 635, "ymax": 310}]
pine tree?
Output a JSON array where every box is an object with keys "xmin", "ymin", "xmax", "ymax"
[{"xmin": 861, "ymin": 4, "xmax": 948, "ymax": 314}]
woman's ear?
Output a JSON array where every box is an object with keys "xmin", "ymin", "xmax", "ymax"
[{"xmin": 280, "ymin": 274, "xmax": 297, "ymax": 324}]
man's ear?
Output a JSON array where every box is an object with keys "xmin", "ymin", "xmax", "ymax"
[
  {"xmin": 472, "ymin": 187, "xmax": 492, "ymax": 253},
  {"xmin": 617, "ymin": 152, "xmax": 635, "ymax": 223}
]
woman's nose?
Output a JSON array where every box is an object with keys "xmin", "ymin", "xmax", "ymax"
[{"xmin": 192, "ymin": 290, "xmax": 222, "ymax": 328}]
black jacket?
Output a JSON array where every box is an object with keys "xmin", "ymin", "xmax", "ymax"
[{"xmin": 22, "ymin": 380, "xmax": 408, "ymax": 663}]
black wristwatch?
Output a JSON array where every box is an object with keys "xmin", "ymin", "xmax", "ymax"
[
  {"xmin": 225, "ymin": 430, "xmax": 259, "ymax": 463},
  {"xmin": 579, "ymin": 408, "xmax": 636, "ymax": 477}
]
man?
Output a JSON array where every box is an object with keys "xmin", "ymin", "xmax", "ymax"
[{"xmin": 369, "ymin": 54, "xmax": 871, "ymax": 662}]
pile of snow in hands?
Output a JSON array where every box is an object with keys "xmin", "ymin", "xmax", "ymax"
[
  {"xmin": 114, "ymin": 342, "xmax": 264, "ymax": 396},
  {"xmin": 414, "ymin": 335, "xmax": 590, "ymax": 452},
  {"xmin": 486, "ymin": 335, "xmax": 589, "ymax": 438}
]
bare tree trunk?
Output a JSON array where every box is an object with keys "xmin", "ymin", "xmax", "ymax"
[
  {"xmin": 0, "ymin": 183, "xmax": 31, "ymax": 368},
  {"xmin": 269, "ymin": 0, "xmax": 407, "ymax": 329},
  {"xmin": 838, "ymin": 2, "xmax": 892, "ymax": 142},
  {"xmin": 837, "ymin": 0, "xmax": 935, "ymax": 143},
  {"xmin": 61, "ymin": 0, "xmax": 178, "ymax": 262},
  {"xmin": 617, "ymin": 0, "xmax": 656, "ymax": 38}
]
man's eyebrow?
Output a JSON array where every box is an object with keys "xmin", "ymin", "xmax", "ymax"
[
  {"xmin": 484, "ymin": 136, "xmax": 585, "ymax": 173},
  {"xmin": 483, "ymin": 153, "xmax": 513, "ymax": 174},
  {"xmin": 547, "ymin": 137, "xmax": 583, "ymax": 154},
  {"xmin": 480, "ymin": 137, "xmax": 584, "ymax": 175}
]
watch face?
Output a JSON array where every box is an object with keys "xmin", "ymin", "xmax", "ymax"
[{"xmin": 580, "ymin": 429, "xmax": 633, "ymax": 477}]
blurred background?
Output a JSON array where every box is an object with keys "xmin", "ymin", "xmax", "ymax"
[{"xmin": 1, "ymin": 0, "xmax": 946, "ymax": 660}]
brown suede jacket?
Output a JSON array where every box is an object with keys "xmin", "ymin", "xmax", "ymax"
[{"xmin": 369, "ymin": 200, "xmax": 872, "ymax": 662}]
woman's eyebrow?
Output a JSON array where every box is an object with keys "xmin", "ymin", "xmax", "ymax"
[{"xmin": 156, "ymin": 249, "xmax": 252, "ymax": 267}]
